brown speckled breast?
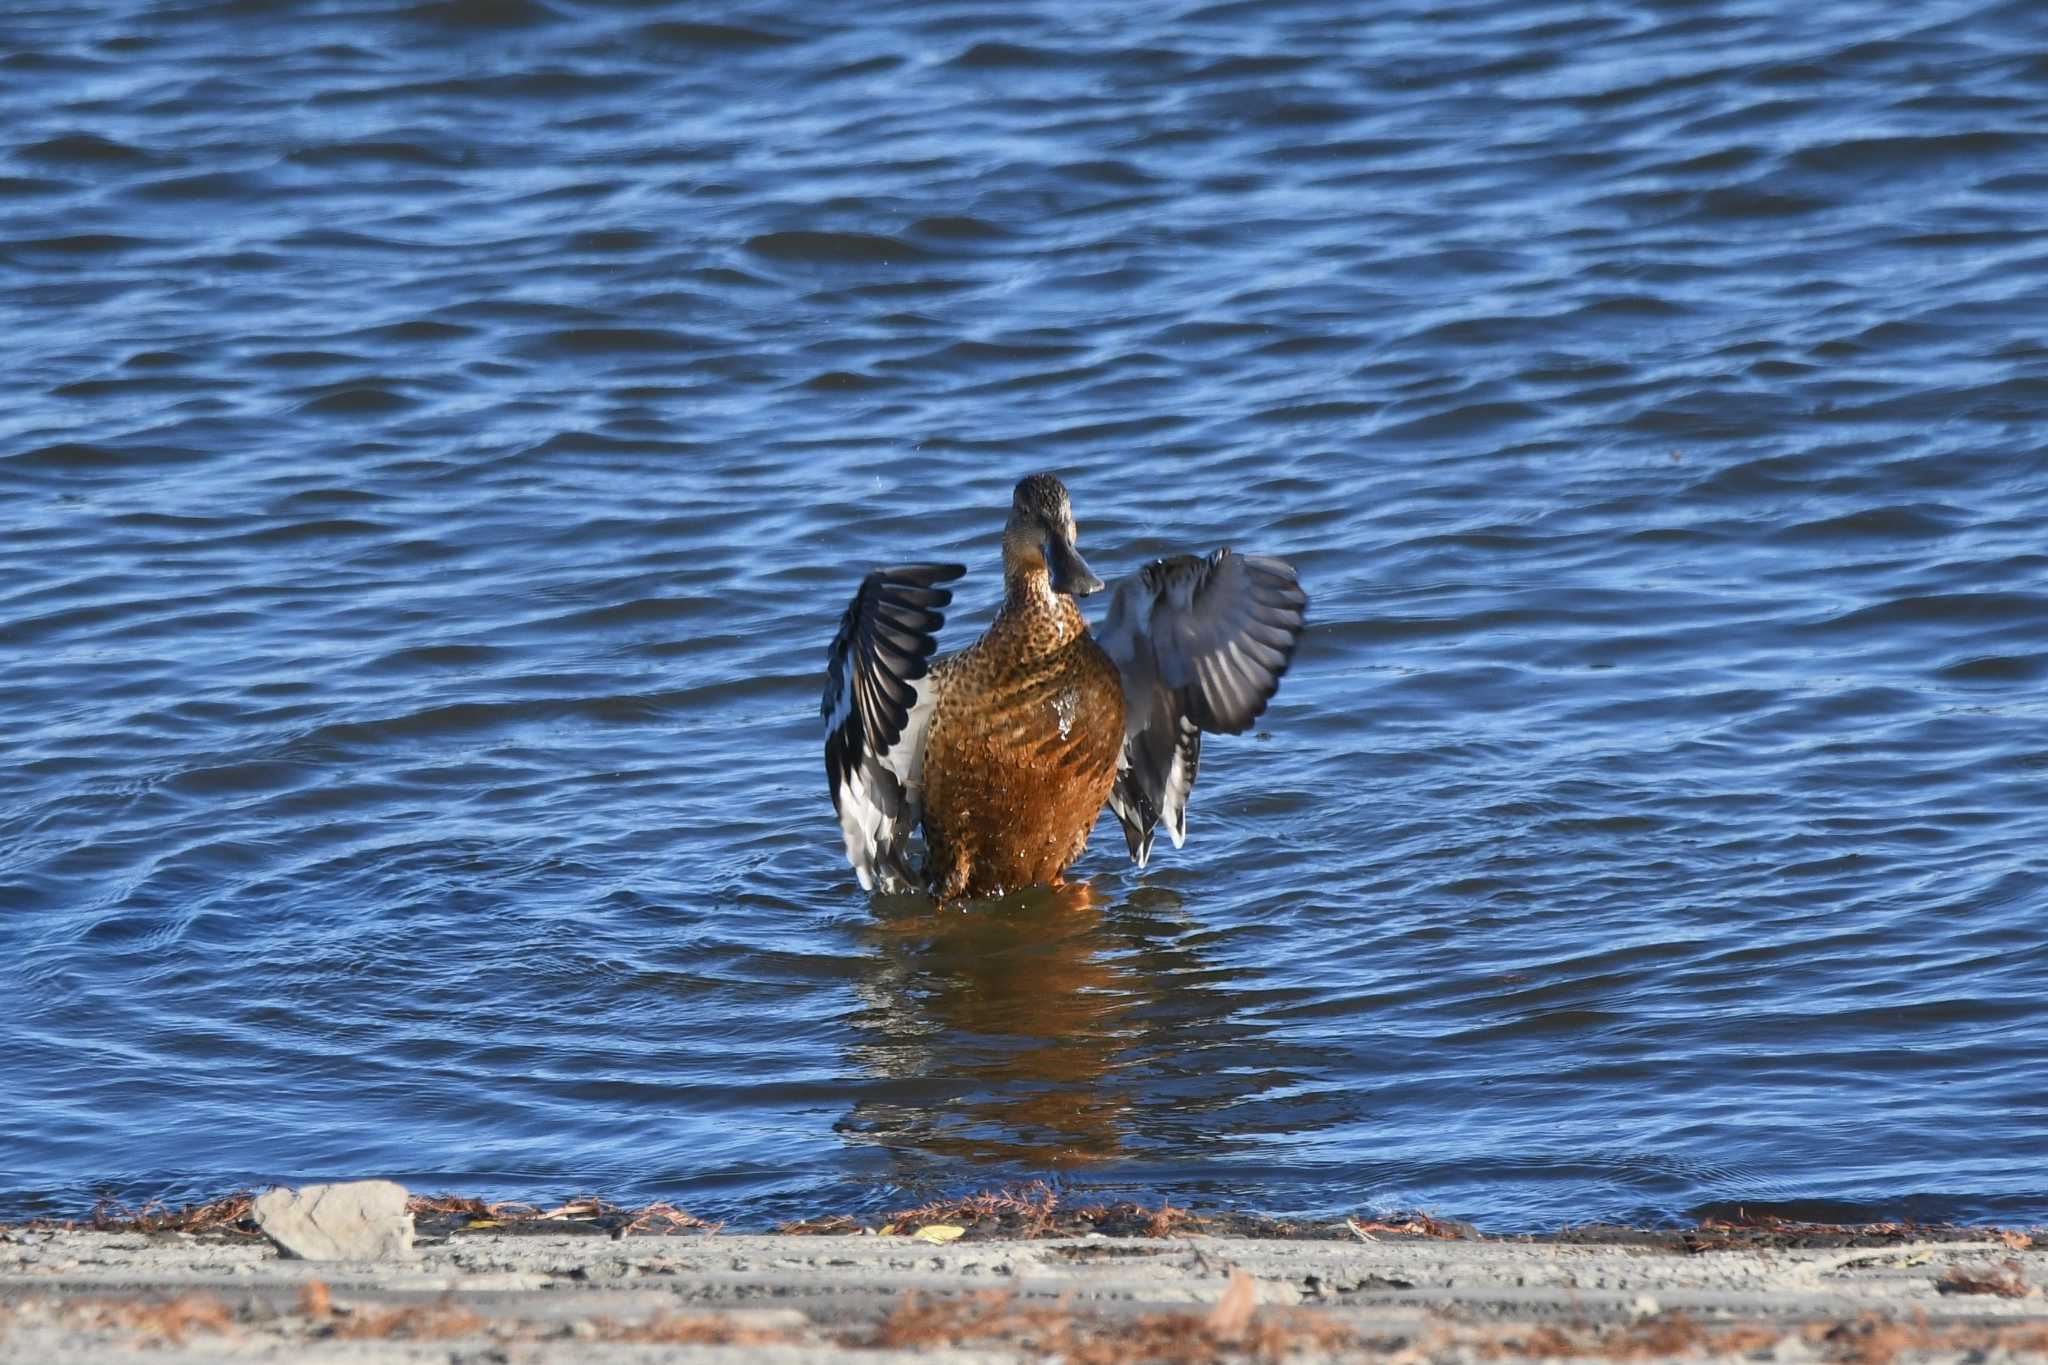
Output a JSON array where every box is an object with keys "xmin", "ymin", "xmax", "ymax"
[{"xmin": 920, "ymin": 579, "xmax": 1125, "ymax": 901}]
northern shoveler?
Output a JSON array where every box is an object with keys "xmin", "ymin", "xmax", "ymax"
[{"xmin": 823, "ymin": 472, "xmax": 1307, "ymax": 899}]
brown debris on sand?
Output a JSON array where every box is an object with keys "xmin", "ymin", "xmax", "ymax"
[
  {"xmin": 323, "ymin": 1300, "xmax": 488, "ymax": 1341},
  {"xmin": 1936, "ymin": 1259, "xmax": 2034, "ymax": 1298},
  {"xmin": 786, "ymin": 1182, "xmax": 1327, "ymax": 1241},
  {"xmin": 409, "ymin": 1192, "xmax": 720, "ymax": 1236},
  {"xmin": 777, "ymin": 1213, "xmax": 866, "ymax": 1236},
  {"xmin": 7, "ymin": 1185, "xmax": 2043, "ymax": 1258},
  {"xmin": 1466, "ymin": 1313, "xmax": 1783, "ymax": 1361},
  {"xmin": 859, "ymin": 1278, "xmax": 1353, "ymax": 1364},
  {"xmin": 2, "ymin": 1225, "xmax": 2047, "ymax": 1364},
  {"xmin": 882, "ymin": 1180, "xmax": 1065, "ymax": 1237},
  {"xmin": 781, "ymin": 1181, "xmax": 1212, "ymax": 1241},
  {"xmin": 83, "ymin": 1192, "xmax": 262, "ymax": 1237},
  {"xmin": 595, "ymin": 1310, "xmax": 804, "ymax": 1347},
  {"xmin": 8, "ymin": 1189, "xmax": 725, "ymax": 1242},
  {"xmin": 1680, "ymin": 1211, "xmax": 2044, "ymax": 1255},
  {"xmin": 1346, "ymin": 1212, "xmax": 1471, "ymax": 1241},
  {"xmin": 40, "ymin": 1293, "xmax": 240, "ymax": 1347}
]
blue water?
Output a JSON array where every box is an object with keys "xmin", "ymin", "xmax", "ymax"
[{"xmin": 4, "ymin": 0, "xmax": 2047, "ymax": 1230}]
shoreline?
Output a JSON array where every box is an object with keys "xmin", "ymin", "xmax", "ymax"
[
  {"xmin": 3, "ymin": 1191, "xmax": 2044, "ymax": 1361},
  {"xmin": 13, "ymin": 1183, "xmax": 2044, "ymax": 1250}
]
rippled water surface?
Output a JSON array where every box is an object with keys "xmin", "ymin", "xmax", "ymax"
[{"xmin": 5, "ymin": 0, "xmax": 2048, "ymax": 1229}]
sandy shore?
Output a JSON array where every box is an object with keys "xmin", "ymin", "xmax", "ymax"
[{"xmin": 3, "ymin": 1225, "xmax": 2045, "ymax": 1362}]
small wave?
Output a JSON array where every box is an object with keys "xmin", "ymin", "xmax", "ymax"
[
  {"xmin": 287, "ymin": 140, "xmax": 462, "ymax": 168},
  {"xmin": 368, "ymin": 643, "xmax": 506, "ymax": 673},
  {"xmin": 162, "ymin": 760, "xmax": 316, "ymax": 799},
  {"xmin": 1, "ymin": 50, "xmax": 111, "ymax": 74},
  {"xmin": 531, "ymin": 327, "xmax": 713, "ymax": 355},
  {"xmin": 1375, "ymin": 400, "xmax": 1548, "ymax": 440},
  {"xmin": 297, "ymin": 701, "xmax": 547, "ymax": 752},
  {"xmin": 1939, "ymin": 654, "xmax": 2047, "ymax": 684},
  {"xmin": 563, "ymin": 228, "xmax": 660, "ymax": 253},
  {"xmin": 1037, "ymin": 414, "xmax": 1186, "ymax": 445},
  {"xmin": 307, "ymin": 71, "xmax": 628, "ymax": 107},
  {"xmin": 406, "ymin": 0, "xmax": 564, "ymax": 27},
  {"xmin": 1774, "ymin": 505, "xmax": 1959, "ymax": 543},
  {"xmin": 547, "ymin": 596, "xmax": 715, "ymax": 631},
  {"xmin": 280, "ymin": 227, "xmax": 429, "ymax": 253},
  {"xmin": 797, "ymin": 370, "xmax": 894, "ymax": 392},
  {"xmin": 1691, "ymin": 184, "xmax": 1829, "ymax": 219},
  {"xmin": 0, "ymin": 175, "xmax": 72, "ymax": 196},
  {"xmin": 1242, "ymin": 99, "xmax": 1354, "ymax": 128},
  {"xmin": 524, "ymin": 430, "xmax": 693, "ymax": 456},
  {"xmin": 1270, "ymin": 137, "xmax": 1428, "ymax": 165},
  {"xmin": 906, "ymin": 215, "xmax": 1013, "ymax": 241},
  {"xmin": 1054, "ymin": 159, "xmax": 1157, "ymax": 187},
  {"xmin": 812, "ymin": 55, "xmax": 903, "ymax": 81},
  {"xmin": 1638, "ymin": 145, "xmax": 1766, "ymax": 178},
  {"xmin": 745, "ymin": 230, "xmax": 929, "ymax": 264},
  {"xmin": 353, "ymin": 319, "xmax": 475, "ymax": 342},
  {"xmin": 51, "ymin": 376, "xmax": 212, "ymax": 399},
  {"xmin": 234, "ymin": 517, "xmax": 389, "ymax": 546},
  {"xmin": 1567, "ymin": 294, "xmax": 1688, "ymax": 319},
  {"xmin": 6, "ymin": 442, "xmax": 138, "ymax": 470},
  {"xmin": 296, "ymin": 387, "xmax": 419, "ymax": 415},
  {"xmin": 1787, "ymin": 130, "xmax": 2027, "ymax": 172},
  {"xmin": 638, "ymin": 20, "xmax": 803, "ymax": 49},
  {"xmin": 123, "ymin": 350, "xmax": 194, "ymax": 369},
  {"xmin": 948, "ymin": 41, "xmax": 1055, "ymax": 69},
  {"xmin": 1829, "ymin": 591, "xmax": 2048, "ymax": 632},
  {"xmin": 18, "ymin": 132, "xmax": 159, "ymax": 164},
  {"xmin": 1193, "ymin": 54, "xmax": 1317, "ymax": 79},
  {"xmin": 252, "ymin": 350, "xmax": 366, "ymax": 370},
  {"xmin": 12, "ymin": 233, "xmax": 151, "ymax": 255},
  {"xmin": 124, "ymin": 170, "xmax": 266, "ymax": 201},
  {"xmin": 1251, "ymin": 400, "xmax": 1382, "ymax": 425}
]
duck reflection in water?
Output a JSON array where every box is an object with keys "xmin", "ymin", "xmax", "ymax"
[{"xmin": 840, "ymin": 881, "xmax": 1158, "ymax": 1168}]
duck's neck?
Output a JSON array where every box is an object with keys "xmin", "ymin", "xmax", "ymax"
[{"xmin": 999, "ymin": 562, "xmax": 1086, "ymax": 646}]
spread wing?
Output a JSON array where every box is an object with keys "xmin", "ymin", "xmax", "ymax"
[
  {"xmin": 822, "ymin": 562, "xmax": 965, "ymax": 891},
  {"xmin": 1096, "ymin": 550, "xmax": 1307, "ymax": 867}
]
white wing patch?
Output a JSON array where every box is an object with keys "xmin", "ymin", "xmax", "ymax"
[{"xmin": 822, "ymin": 563, "xmax": 965, "ymax": 892}]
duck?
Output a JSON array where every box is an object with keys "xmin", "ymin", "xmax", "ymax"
[{"xmin": 823, "ymin": 472, "xmax": 1307, "ymax": 900}]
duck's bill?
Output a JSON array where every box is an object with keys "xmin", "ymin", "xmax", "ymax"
[{"xmin": 1046, "ymin": 531, "xmax": 1105, "ymax": 596}]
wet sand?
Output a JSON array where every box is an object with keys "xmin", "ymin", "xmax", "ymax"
[{"xmin": 3, "ymin": 1225, "xmax": 2044, "ymax": 1362}]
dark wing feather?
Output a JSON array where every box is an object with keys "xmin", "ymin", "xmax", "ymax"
[
  {"xmin": 1098, "ymin": 550, "xmax": 1306, "ymax": 866},
  {"xmin": 822, "ymin": 562, "xmax": 965, "ymax": 891},
  {"xmin": 1148, "ymin": 551, "xmax": 1308, "ymax": 734}
]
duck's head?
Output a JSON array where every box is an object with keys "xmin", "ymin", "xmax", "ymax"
[{"xmin": 1005, "ymin": 472, "xmax": 1104, "ymax": 597}]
